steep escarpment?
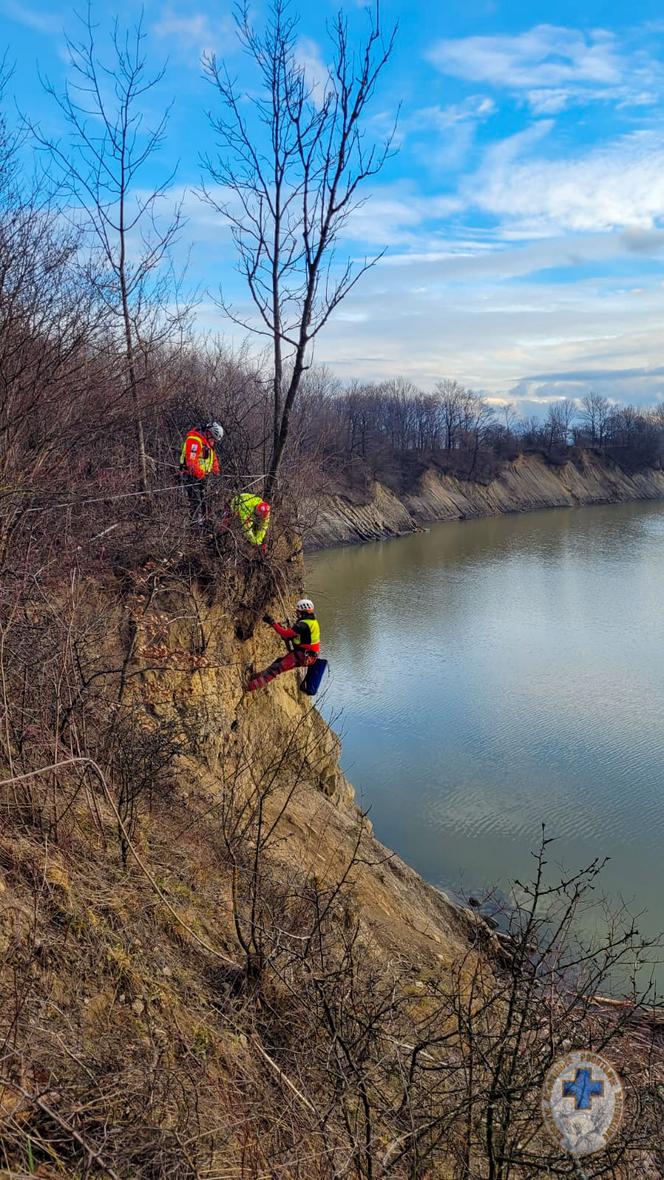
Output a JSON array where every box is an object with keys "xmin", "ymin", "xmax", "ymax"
[
  {"xmin": 2, "ymin": 552, "xmax": 663, "ymax": 1176},
  {"xmin": 307, "ymin": 451, "xmax": 664, "ymax": 548},
  {"xmin": 132, "ymin": 584, "xmax": 472, "ymax": 961},
  {"xmin": 0, "ymin": 563, "xmax": 481, "ymax": 1178}
]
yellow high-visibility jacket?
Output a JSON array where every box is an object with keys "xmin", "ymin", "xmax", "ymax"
[
  {"xmin": 231, "ymin": 493, "xmax": 270, "ymax": 546},
  {"xmin": 179, "ymin": 430, "xmax": 219, "ymax": 479}
]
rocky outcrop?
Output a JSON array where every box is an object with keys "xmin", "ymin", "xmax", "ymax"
[{"xmin": 306, "ymin": 452, "xmax": 664, "ymax": 549}]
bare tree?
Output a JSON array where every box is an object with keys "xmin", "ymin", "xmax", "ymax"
[
  {"xmin": 382, "ymin": 377, "xmax": 419, "ymax": 449},
  {"xmin": 34, "ymin": 6, "xmax": 184, "ymax": 491},
  {"xmin": 412, "ymin": 391, "xmax": 443, "ymax": 450},
  {"xmin": 501, "ymin": 400, "xmax": 518, "ymax": 434},
  {"xmin": 462, "ymin": 390, "xmax": 496, "ymax": 476},
  {"xmin": 544, "ymin": 399, "xmax": 577, "ymax": 452},
  {"xmin": 342, "ymin": 380, "xmax": 382, "ymax": 459},
  {"xmin": 435, "ymin": 379, "xmax": 466, "ymax": 450},
  {"xmin": 581, "ymin": 392, "xmax": 610, "ymax": 446},
  {"xmin": 544, "ymin": 402, "xmax": 567, "ymax": 452},
  {"xmin": 0, "ymin": 73, "xmax": 114, "ymax": 565},
  {"xmin": 559, "ymin": 397, "xmax": 577, "ymax": 443},
  {"xmin": 203, "ymin": 0, "xmax": 396, "ymax": 499}
]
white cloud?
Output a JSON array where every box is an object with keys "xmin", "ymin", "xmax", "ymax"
[
  {"xmin": 426, "ymin": 24, "xmax": 660, "ymax": 113},
  {"xmin": 152, "ymin": 8, "xmax": 232, "ymax": 58},
  {"xmin": 183, "ymin": 161, "xmax": 664, "ymax": 399},
  {"xmin": 427, "ymin": 25, "xmax": 621, "ymax": 89},
  {"xmin": 380, "ymin": 227, "xmax": 664, "ymax": 279},
  {"xmin": 469, "ymin": 128, "xmax": 664, "ymax": 233},
  {"xmin": 397, "ymin": 96, "xmax": 496, "ymax": 172},
  {"xmin": 525, "ymin": 89, "xmax": 575, "ymax": 114},
  {"xmin": 294, "ymin": 37, "xmax": 329, "ymax": 106},
  {"xmin": 340, "ymin": 183, "xmax": 463, "ymax": 246},
  {"xmin": 188, "ymin": 210, "xmax": 664, "ymax": 405},
  {"xmin": 308, "ymin": 265, "xmax": 664, "ymax": 403},
  {"xmin": 154, "ymin": 11, "xmax": 208, "ymax": 41},
  {"xmin": 410, "ymin": 96, "xmax": 496, "ymax": 129}
]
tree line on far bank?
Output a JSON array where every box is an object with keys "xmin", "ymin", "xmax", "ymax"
[
  {"xmin": 2, "ymin": 0, "xmax": 661, "ymax": 533},
  {"xmin": 297, "ymin": 374, "xmax": 664, "ymax": 491}
]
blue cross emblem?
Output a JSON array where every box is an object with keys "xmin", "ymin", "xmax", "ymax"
[{"xmin": 562, "ymin": 1068, "xmax": 604, "ymax": 1111}]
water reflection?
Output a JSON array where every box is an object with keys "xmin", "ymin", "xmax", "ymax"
[{"xmin": 308, "ymin": 502, "xmax": 664, "ymax": 967}]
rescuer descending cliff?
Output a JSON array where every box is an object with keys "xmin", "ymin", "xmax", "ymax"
[{"xmin": 247, "ymin": 598, "xmax": 320, "ymax": 692}]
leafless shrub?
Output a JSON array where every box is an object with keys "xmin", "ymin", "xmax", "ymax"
[{"xmin": 102, "ymin": 708, "xmax": 183, "ymax": 865}]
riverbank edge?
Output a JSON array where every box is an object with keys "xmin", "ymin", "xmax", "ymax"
[{"xmin": 305, "ymin": 451, "xmax": 664, "ymax": 550}]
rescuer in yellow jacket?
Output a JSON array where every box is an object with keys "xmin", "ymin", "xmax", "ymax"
[
  {"xmin": 231, "ymin": 492, "xmax": 271, "ymax": 550},
  {"xmin": 179, "ymin": 420, "xmax": 223, "ymax": 523},
  {"xmin": 247, "ymin": 598, "xmax": 320, "ymax": 692}
]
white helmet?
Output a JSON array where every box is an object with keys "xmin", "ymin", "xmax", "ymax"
[
  {"xmin": 296, "ymin": 597, "xmax": 315, "ymax": 613},
  {"xmin": 206, "ymin": 420, "xmax": 224, "ymax": 443}
]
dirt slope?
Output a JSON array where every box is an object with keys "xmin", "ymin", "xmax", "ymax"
[
  {"xmin": 306, "ymin": 452, "xmax": 664, "ymax": 548},
  {"xmin": 0, "ymin": 574, "xmax": 477, "ymax": 1177}
]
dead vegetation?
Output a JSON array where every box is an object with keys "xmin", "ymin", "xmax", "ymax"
[
  {"xmin": 1, "ymin": 24, "xmax": 664, "ymax": 1179},
  {"xmin": 1, "ymin": 522, "xmax": 664, "ymax": 1178}
]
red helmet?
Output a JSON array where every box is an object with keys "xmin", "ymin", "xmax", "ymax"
[{"xmin": 254, "ymin": 501, "xmax": 270, "ymax": 520}]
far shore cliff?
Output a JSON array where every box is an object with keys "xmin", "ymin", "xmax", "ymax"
[{"xmin": 305, "ymin": 450, "xmax": 664, "ymax": 549}]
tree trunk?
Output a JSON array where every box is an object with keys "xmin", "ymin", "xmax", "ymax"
[
  {"xmin": 265, "ymin": 356, "xmax": 305, "ymax": 500},
  {"xmin": 119, "ymin": 202, "xmax": 147, "ymax": 493},
  {"xmin": 121, "ymin": 303, "xmax": 148, "ymax": 494}
]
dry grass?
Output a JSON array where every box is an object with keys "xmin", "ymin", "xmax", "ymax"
[{"xmin": 1, "ymin": 559, "xmax": 663, "ymax": 1178}]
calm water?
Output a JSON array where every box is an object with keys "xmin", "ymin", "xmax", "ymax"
[{"xmin": 307, "ymin": 502, "xmax": 664, "ymax": 962}]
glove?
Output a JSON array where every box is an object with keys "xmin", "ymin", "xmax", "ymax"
[{"xmin": 262, "ymin": 614, "xmax": 274, "ymax": 625}]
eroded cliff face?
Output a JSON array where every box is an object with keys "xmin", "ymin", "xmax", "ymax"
[
  {"xmin": 129, "ymin": 585, "xmax": 475, "ymax": 966},
  {"xmin": 306, "ymin": 452, "xmax": 664, "ymax": 549},
  {"xmin": 0, "ymin": 567, "xmax": 482, "ymax": 1177}
]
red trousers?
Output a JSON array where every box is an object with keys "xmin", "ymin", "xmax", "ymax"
[{"xmin": 247, "ymin": 648, "xmax": 317, "ymax": 692}]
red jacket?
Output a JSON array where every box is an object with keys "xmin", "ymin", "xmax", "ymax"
[
  {"xmin": 180, "ymin": 430, "xmax": 220, "ymax": 480},
  {"xmin": 271, "ymin": 618, "xmax": 321, "ymax": 653}
]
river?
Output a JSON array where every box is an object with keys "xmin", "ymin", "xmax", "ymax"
[{"xmin": 307, "ymin": 501, "xmax": 664, "ymax": 971}]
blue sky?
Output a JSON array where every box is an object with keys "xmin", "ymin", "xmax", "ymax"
[{"xmin": 3, "ymin": 0, "xmax": 664, "ymax": 412}]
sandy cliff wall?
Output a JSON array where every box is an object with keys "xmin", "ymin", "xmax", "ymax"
[
  {"xmin": 0, "ymin": 569, "xmax": 483, "ymax": 1176},
  {"xmin": 132, "ymin": 587, "xmax": 475, "ymax": 966},
  {"xmin": 306, "ymin": 452, "xmax": 664, "ymax": 549}
]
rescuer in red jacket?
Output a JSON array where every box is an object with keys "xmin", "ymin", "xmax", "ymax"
[
  {"xmin": 247, "ymin": 598, "xmax": 320, "ymax": 692},
  {"xmin": 179, "ymin": 420, "xmax": 223, "ymax": 523}
]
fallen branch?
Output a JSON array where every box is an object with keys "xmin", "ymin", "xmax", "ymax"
[
  {"xmin": 0, "ymin": 1073, "xmax": 121, "ymax": 1180},
  {"xmin": 251, "ymin": 1035, "xmax": 317, "ymax": 1115}
]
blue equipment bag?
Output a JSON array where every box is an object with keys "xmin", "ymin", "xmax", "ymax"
[{"xmin": 300, "ymin": 658, "xmax": 328, "ymax": 697}]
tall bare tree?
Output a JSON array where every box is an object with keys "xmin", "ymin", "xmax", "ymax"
[
  {"xmin": 500, "ymin": 400, "xmax": 517, "ymax": 434},
  {"xmin": 581, "ymin": 391, "xmax": 610, "ymax": 446},
  {"xmin": 435, "ymin": 378, "xmax": 466, "ymax": 450},
  {"xmin": 34, "ymin": 6, "xmax": 183, "ymax": 491},
  {"xmin": 203, "ymin": 0, "xmax": 396, "ymax": 498},
  {"xmin": 461, "ymin": 390, "xmax": 496, "ymax": 476}
]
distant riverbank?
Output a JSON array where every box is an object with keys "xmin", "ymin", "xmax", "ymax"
[{"xmin": 306, "ymin": 451, "xmax": 664, "ymax": 549}]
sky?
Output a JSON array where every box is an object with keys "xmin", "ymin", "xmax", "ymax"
[{"xmin": 3, "ymin": 0, "xmax": 664, "ymax": 413}]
